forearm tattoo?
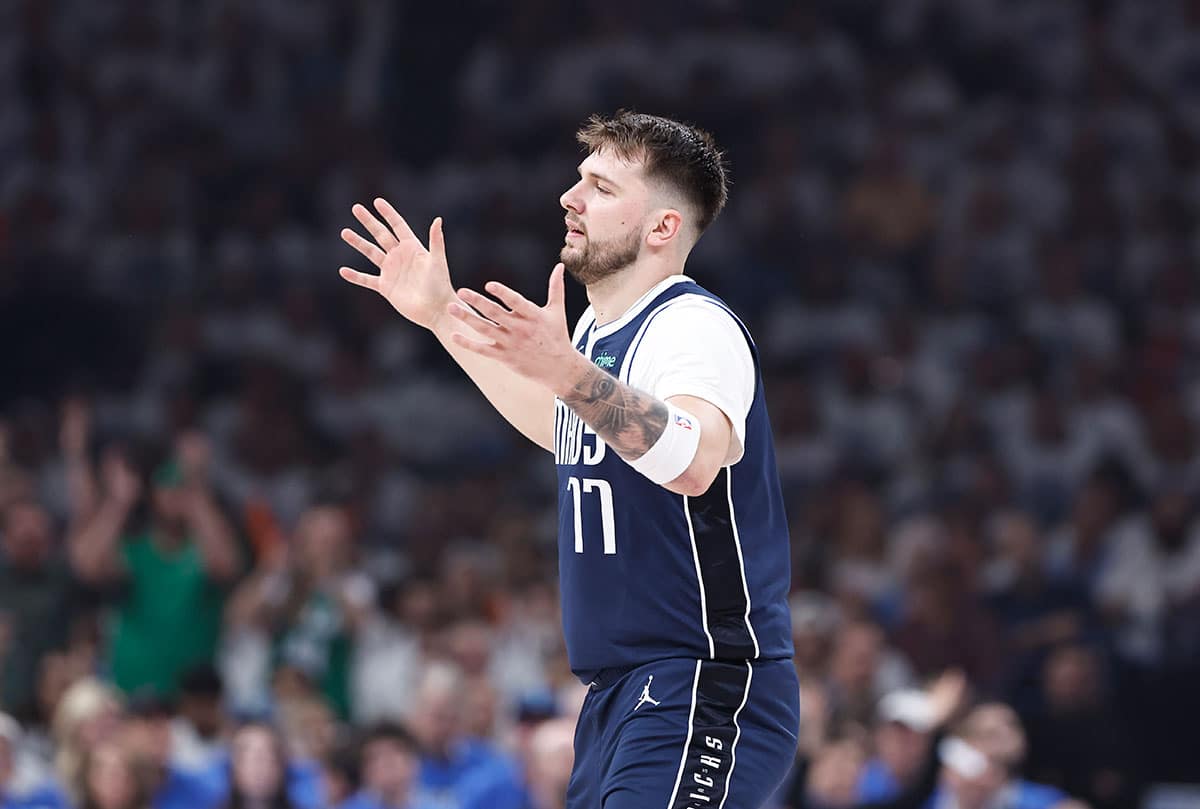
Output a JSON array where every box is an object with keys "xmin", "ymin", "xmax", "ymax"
[{"xmin": 560, "ymin": 363, "xmax": 668, "ymax": 460}]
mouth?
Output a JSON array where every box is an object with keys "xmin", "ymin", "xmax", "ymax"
[{"xmin": 565, "ymin": 218, "xmax": 585, "ymax": 239}]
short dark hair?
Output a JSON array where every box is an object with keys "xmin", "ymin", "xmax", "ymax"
[
  {"xmin": 576, "ymin": 110, "xmax": 729, "ymax": 233},
  {"xmin": 362, "ymin": 721, "xmax": 418, "ymax": 753},
  {"xmin": 178, "ymin": 663, "xmax": 224, "ymax": 698}
]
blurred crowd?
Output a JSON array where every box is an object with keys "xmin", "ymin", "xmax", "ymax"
[{"xmin": 4, "ymin": 0, "xmax": 1200, "ymax": 808}]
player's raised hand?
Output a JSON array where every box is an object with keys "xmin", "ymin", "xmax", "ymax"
[
  {"xmin": 339, "ymin": 199, "xmax": 456, "ymax": 330},
  {"xmin": 447, "ymin": 263, "xmax": 578, "ymax": 391}
]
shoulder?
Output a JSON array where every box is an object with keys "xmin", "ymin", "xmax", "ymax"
[
  {"xmin": 164, "ymin": 764, "xmax": 227, "ymax": 803},
  {"xmin": 635, "ymin": 292, "xmax": 749, "ymax": 349},
  {"xmin": 625, "ymin": 292, "xmax": 754, "ymax": 377},
  {"xmin": 10, "ymin": 784, "xmax": 71, "ymax": 809},
  {"xmin": 657, "ymin": 289, "xmax": 742, "ymax": 323}
]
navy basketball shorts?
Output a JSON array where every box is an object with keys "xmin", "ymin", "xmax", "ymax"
[{"xmin": 567, "ymin": 657, "xmax": 800, "ymax": 809}]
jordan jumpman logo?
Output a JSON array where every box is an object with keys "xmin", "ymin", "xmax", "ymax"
[{"xmin": 634, "ymin": 675, "xmax": 662, "ymax": 710}]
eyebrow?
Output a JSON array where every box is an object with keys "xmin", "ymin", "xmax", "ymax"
[{"xmin": 578, "ymin": 168, "xmax": 621, "ymax": 190}]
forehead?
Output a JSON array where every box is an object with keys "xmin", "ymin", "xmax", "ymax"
[{"xmin": 234, "ymin": 727, "xmax": 275, "ymax": 747}]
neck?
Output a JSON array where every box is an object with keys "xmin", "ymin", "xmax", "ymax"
[{"xmin": 586, "ymin": 257, "xmax": 683, "ymax": 326}]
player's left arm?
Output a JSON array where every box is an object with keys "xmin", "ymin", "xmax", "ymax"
[
  {"xmin": 448, "ymin": 268, "xmax": 738, "ymax": 496},
  {"xmin": 555, "ymin": 362, "xmax": 732, "ymax": 496}
]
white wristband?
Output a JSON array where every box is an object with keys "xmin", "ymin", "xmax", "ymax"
[{"xmin": 627, "ymin": 404, "xmax": 702, "ymax": 485}]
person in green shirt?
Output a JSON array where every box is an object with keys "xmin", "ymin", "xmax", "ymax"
[{"xmin": 69, "ymin": 433, "xmax": 240, "ymax": 697}]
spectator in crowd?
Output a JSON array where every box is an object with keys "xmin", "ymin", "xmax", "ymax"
[
  {"xmin": 52, "ymin": 679, "xmax": 123, "ymax": 805},
  {"xmin": 69, "ymin": 438, "xmax": 240, "ymax": 698},
  {"xmin": 1045, "ymin": 467, "xmax": 1130, "ymax": 598},
  {"xmin": 350, "ymin": 577, "xmax": 434, "ymax": 727},
  {"xmin": 790, "ymin": 592, "xmax": 841, "ymax": 683},
  {"xmin": 119, "ymin": 692, "xmax": 223, "ymax": 809},
  {"xmin": 348, "ymin": 723, "xmax": 425, "ymax": 809},
  {"xmin": 792, "ymin": 670, "xmax": 968, "ymax": 809},
  {"xmin": 275, "ymin": 696, "xmax": 338, "ymax": 778},
  {"xmin": 982, "ymin": 512, "xmax": 1093, "ymax": 708},
  {"xmin": 170, "ymin": 665, "xmax": 227, "ymax": 774},
  {"xmin": 932, "ymin": 704, "xmax": 1069, "ymax": 809},
  {"xmin": 893, "ymin": 550, "xmax": 1004, "ymax": 690},
  {"xmin": 824, "ymin": 620, "xmax": 914, "ymax": 731},
  {"xmin": 76, "ymin": 740, "xmax": 150, "ymax": 809},
  {"xmin": 220, "ymin": 722, "xmax": 299, "ymax": 809},
  {"xmin": 1095, "ymin": 485, "xmax": 1200, "ymax": 666},
  {"xmin": 513, "ymin": 717, "xmax": 574, "ymax": 809},
  {"xmin": 226, "ymin": 501, "xmax": 373, "ymax": 719},
  {"xmin": 0, "ymin": 500, "xmax": 78, "ymax": 722},
  {"xmin": 408, "ymin": 663, "xmax": 520, "ymax": 809},
  {"xmin": 318, "ymin": 741, "xmax": 361, "ymax": 809},
  {"xmin": 802, "ymin": 738, "xmax": 869, "ymax": 809},
  {"xmin": 854, "ymin": 691, "xmax": 940, "ymax": 802},
  {"xmin": 1023, "ymin": 645, "xmax": 1132, "ymax": 809},
  {"xmin": 0, "ymin": 712, "xmax": 68, "ymax": 809}
]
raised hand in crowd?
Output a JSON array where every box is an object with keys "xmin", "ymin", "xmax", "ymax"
[
  {"xmin": 68, "ymin": 449, "xmax": 142, "ymax": 583},
  {"xmin": 59, "ymin": 397, "xmax": 99, "ymax": 529}
]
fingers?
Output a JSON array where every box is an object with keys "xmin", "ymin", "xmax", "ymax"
[
  {"xmin": 373, "ymin": 198, "xmax": 419, "ymax": 243},
  {"xmin": 449, "ymin": 330, "xmax": 503, "ymax": 359},
  {"xmin": 352, "ymin": 203, "xmax": 399, "ymax": 250},
  {"xmin": 429, "ymin": 217, "xmax": 446, "ymax": 262},
  {"xmin": 484, "ymin": 281, "xmax": 538, "ymax": 316},
  {"xmin": 447, "ymin": 301, "xmax": 504, "ymax": 333},
  {"xmin": 339, "ymin": 267, "xmax": 380, "ymax": 292},
  {"xmin": 341, "ymin": 228, "xmax": 387, "ymax": 267},
  {"xmin": 456, "ymin": 287, "xmax": 512, "ymax": 324},
  {"xmin": 546, "ymin": 262, "xmax": 565, "ymax": 310}
]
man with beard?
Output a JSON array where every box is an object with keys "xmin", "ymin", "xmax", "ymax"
[{"xmin": 340, "ymin": 111, "xmax": 798, "ymax": 808}]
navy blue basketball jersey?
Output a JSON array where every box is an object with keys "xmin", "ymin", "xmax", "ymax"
[{"xmin": 554, "ymin": 277, "xmax": 794, "ymax": 681}]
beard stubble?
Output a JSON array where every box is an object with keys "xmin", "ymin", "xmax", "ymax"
[{"xmin": 560, "ymin": 225, "xmax": 642, "ymax": 285}]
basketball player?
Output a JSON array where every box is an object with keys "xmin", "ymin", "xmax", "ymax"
[{"xmin": 340, "ymin": 111, "xmax": 798, "ymax": 808}]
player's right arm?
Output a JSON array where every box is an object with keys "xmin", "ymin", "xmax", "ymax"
[{"xmin": 339, "ymin": 199, "xmax": 555, "ymax": 452}]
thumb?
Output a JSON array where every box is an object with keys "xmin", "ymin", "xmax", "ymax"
[
  {"xmin": 429, "ymin": 217, "xmax": 447, "ymax": 261},
  {"xmin": 546, "ymin": 262, "xmax": 566, "ymax": 311}
]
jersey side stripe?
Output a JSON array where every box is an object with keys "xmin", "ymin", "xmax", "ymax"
[
  {"xmin": 683, "ymin": 495, "xmax": 717, "ymax": 659},
  {"xmin": 716, "ymin": 662, "xmax": 754, "ymax": 809},
  {"xmin": 668, "ymin": 661, "xmax": 752, "ymax": 809},
  {"xmin": 688, "ymin": 468, "xmax": 756, "ymax": 659},
  {"xmin": 664, "ymin": 660, "xmax": 703, "ymax": 809},
  {"xmin": 726, "ymin": 472, "xmax": 760, "ymax": 659}
]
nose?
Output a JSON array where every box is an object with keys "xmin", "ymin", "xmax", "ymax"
[{"xmin": 560, "ymin": 180, "xmax": 585, "ymax": 214}]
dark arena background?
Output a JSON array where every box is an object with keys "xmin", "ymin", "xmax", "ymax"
[{"xmin": 2, "ymin": 2, "xmax": 1200, "ymax": 808}]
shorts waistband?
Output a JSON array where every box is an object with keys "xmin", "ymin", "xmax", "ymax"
[
  {"xmin": 578, "ymin": 663, "xmax": 639, "ymax": 691},
  {"xmin": 577, "ymin": 656, "xmax": 791, "ymax": 691}
]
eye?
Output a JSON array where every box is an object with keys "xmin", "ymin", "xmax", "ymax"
[{"xmin": 596, "ymin": 185, "xmax": 612, "ymax": 195}]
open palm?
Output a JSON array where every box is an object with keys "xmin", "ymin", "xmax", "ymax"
[{"xmin": 339, "ymin": 198, "xmax": 454, "ymax": 329}]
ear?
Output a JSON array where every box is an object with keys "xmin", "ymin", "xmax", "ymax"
[{"xmin": 646, "ymin": 208, "xmax": 685, "ymax": 248}]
